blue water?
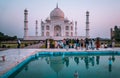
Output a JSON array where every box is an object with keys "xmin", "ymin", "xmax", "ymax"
[{"xmin": 9, "ymin": 54, "xmax": 120, "ymax": 78}]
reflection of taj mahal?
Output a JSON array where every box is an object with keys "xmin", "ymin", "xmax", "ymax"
[{"xmin": 24, "ymin": 4, "xmax": 90, "ymax": 40}]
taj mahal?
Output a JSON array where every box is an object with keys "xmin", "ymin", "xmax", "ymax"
[{"xmin": 24, "ymin": 4, "xmax": 90, "ymax": 40}]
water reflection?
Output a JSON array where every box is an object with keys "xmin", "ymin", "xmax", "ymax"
[
  {"xmin": 91, "ymin": 56, "xmax": 95, "ymax": 66},
  {"xmin": 84, "ymin": 56, "xmax": 89, "ymax": 69},
  {"xmin": 63, "ymin": 57, "xmax": 69, "ymax": 67},
  {"xmin": 49, "ymin": 56, "xmax": 64, "ymax": 73},
  {"xmin": 34, "ymin": 55, "xmax": 116, "ymax": 73},
  {"xmin": 9, "ymin": 54, "xmax": 119, "ymax": 78},
  {"xmin": 112, "ymin": 55, "xmax": 115, "ymax": 62},
  {"xmin": 49, "ymin": 56, "xmax": 64, "ymax": 78},
  {"xmin": 108, "ymin": 56, "xmax": 112, "ymax": 72},
  {"xmin": 74, "ymin": 71, "xmax": 79, "ymax": 78},
  {"xmin": 42, "ymin": 55, "xmax": 117, "ymax": 78},
  {"xmin": 44, "ymin": 55, "xmax": 116, "ymax": 73},
  {"xmin": 24, "ymin": 65, "xmax": 28, "ymax": 71},
  {"xmin": 74, "ymin": 57, "xmax": 79, "ymax": 65},
  {"xmin": 45, "ymin": 57, "xmax": 50, "ymax": 64},
  {"xmin": 96, "ymin": 56, "xmax": 100, "ymax": 65}
]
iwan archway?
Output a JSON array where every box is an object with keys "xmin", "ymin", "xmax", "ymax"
[{"xmin": 54, "ymin": 25, "xmax": 61, "ymax": 36}]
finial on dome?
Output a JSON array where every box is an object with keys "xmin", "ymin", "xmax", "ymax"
[{"xmin": 25, "ymin": 8, "xmax": 28, "ymax": 10}]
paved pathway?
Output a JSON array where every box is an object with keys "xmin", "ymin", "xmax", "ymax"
[
  {"xmin": 0, "ymin": 49, "xmax": 38, "ymax": 77},
  {"xmin": 24, "ymin": 42, "xmax": 44, "ymax": 48}
]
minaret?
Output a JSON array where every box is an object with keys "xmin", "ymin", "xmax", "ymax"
[
  {"xmin": 86, "ymin": 11, "xmax": 90, "ymax": 38},
  {"xmin": 35, "ymin": 20, "xmax": 38, "ymax": 36},
  {"xmin": 75, "ymin": 21, "xmax": 77, "ymax": 37},
  {"xmin": 24, "ymin": 9, "xmax": 28, "ymax": 39}
]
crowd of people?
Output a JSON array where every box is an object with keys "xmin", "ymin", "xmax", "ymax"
[{"xmin": 46, "ymin": 38, "xmax": 112, "ymax": 50}]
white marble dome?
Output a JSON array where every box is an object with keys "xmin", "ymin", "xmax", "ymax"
[{"xmin": 50, "ymin": 6, "xmax": 64, "ymax": 20}]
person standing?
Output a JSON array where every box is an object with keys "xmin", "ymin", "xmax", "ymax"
[
  {"xmin": 17, "ymin": 39, "xmax": 21, "ymax": 48},
  {"xmin": 66, "ymin": 38, "xmax": 69, "ymax": 51},
  {"xmin": 62, "ymin": 39, "xmax": 66, "ymax": 49},
  {"xmin": 76, "ymin": 38, "xmax": 80, "ymax": 50},
  {"xmin": 104, "ymin": 43, "xmax": 108, "ymax": 48},
  {"xmin": 80, "ymin": 39, "xmax": 84, "ymax": 50},
  {"xmin": 47, "ymin": 39, "xmax": 50, "ymax": 49},
  {"xmin": 112, "ymin": 39, "xmax": 115, "ymax": 48},
  {"xmin": 95, "ymin": 38, "xmax": 100, "ymax": 50},
  {"xmin": 85, "ymin": 38, "xmax": 89, "ymax": 50},
  {"xmin": 91, "ymin": 39, "xmax": 95, "ymax": 50},
  {"xmin": 54, "ymin": 41, "xmax": 58, "ymax": 48}
]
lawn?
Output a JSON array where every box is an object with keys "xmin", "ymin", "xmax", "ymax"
[{"xmin": 0, "ymin": 40, "xmax": 40, "ymax": 48}]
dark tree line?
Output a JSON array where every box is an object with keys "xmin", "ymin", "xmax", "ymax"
[
  {"xmin": 0, "ymin": 32, "xmax": 17, "ymax": 41},
  {"xmin": 114, "ymin": 26, "xmax": 120, "ymax": 42}
]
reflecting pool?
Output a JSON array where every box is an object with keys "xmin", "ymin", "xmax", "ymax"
[{"xmin": 9, "ymin": 54, "xmax": 120, "ymax": 78}]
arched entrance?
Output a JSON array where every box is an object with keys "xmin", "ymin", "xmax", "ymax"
[{"xmin": 54, "ymin": 25, "xmax": 61, "ymax": 36}]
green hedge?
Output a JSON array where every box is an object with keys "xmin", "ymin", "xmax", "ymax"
[{"xmin": 115, "ymin": 44, "xmax": 120, "ymax": 47}]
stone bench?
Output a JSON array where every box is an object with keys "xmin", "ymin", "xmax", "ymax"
[{"xmin": 0, "ymin": 55, "xmax": 5, "ymax": 61}]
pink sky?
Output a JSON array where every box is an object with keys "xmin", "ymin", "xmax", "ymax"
[{"xmin": 0, "ymin": 0, "xmax": 120, "ymax": 38}]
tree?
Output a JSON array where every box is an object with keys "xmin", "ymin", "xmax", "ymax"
[
  {"xmin": 114, "ymin": 26, "xmax": 120, "ymax": 41},
  {"xmin": 0, "ymin": 32, "xmax": 4, "ymax": 36},
  {"xmin": 0, "ymin": 32, "xmax": 17, "ymax": 41}
]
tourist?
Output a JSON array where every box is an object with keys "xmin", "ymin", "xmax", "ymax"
[
  {"xmin": 69, "ymin": 43, "xmax": 73, "ymax": 48},
  {"xmin": 66, "ymin": 38, "xmax": 69, "ymax": 50},
  {"xmin": 90, "ymin": 39, "xmax": 95, "ymax": 50},
  {"xmin": 112, "ymin": 39, "xmax": 115, "ymax": 48},
  {"xmin": 57, "ymin": 40, "xmax": 60, "ymax": 48},
  {"xmin": 73, "ymin": 39, "xmax": 77, "ymax": 49},
  {"xmin": 45, "ymin": 39, "xmax": 47, "ymax": 48},
  {"xmin": 101, "ymin": 43, "xmax": 104, "ymax": 48},
  {"xmin": 85, "ymin": 38, "xmax": 89, "ymax": 50},
  {"xmin": 88, "ymin": 39, "xmax": 91, "ymax": 49},
  {"xmin": 104, "ymin": 43, "xmax": 108, "ymax": 48},
  {"xmin": 62, "ymin": 39, "xmax": 66, "ymax": 49},
  {"xmin": 69, "ymin": 39, "xmax": 73, "ymax": 48},
  {"xmin": 95, "ymin": 38, "xmax": 100, "ymax": 50},
  {"xmin": 76, "ymin": 38, "xmax": 80, "ymax": 50},
  {"xmin": 47, "ymin": 39, "xmax": 50, "ymax": 49},
  {"xmin": 80, "ymin": 39, "xmax": 84, "ymax": 50},
  {"xmin": 54, "ymin": 41, "xmax": 58, "ymax": 48},
  {"xmin": 17, "ymin": 39, "xmax": 21, "ymax": 48},
  {"xmin": 60, "ymin": 40, "xmax": 64, "ymax": 48}
]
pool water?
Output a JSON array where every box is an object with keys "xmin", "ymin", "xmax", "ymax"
[{"xmin": 9, "ymin": 54, "xmax": 120, "ymax": 78}]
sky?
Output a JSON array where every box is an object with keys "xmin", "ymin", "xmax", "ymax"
[{"xmin": 0, "ymin": 0, "xmax": 120, "ymax": 38}]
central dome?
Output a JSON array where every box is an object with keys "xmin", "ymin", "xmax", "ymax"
[{"xmin": 50, "ymin": 5, "xmax": 64, "ymax": 20}]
